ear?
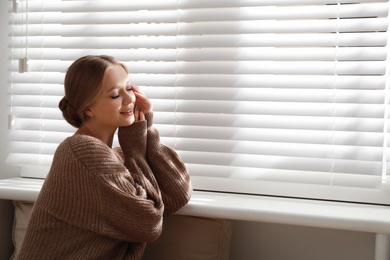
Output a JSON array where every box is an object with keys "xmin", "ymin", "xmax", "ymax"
[{"xmin": 85, "ymin": 108, "xmax": 94, "ymax": 118}]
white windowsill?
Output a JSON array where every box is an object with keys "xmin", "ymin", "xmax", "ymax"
[
  {"xmin": 1, "ymin": 177, "xmax": 390, "ymax": 235},
  {"xmin": 1, "ymin": 177, "xmax": 390, "ymax": 260}
]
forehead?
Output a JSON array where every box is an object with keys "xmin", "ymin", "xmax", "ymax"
[{"xmin": 101, "ymin": 64, "xmax": 129, "ymax": 91}]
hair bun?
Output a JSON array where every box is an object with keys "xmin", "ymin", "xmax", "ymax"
[
  {"xmin": 58, "ymin": 96, "xmax": 69, "ymax": 112},
  {"xmin": 58, "ymin": 96, "xmax": 82, "ymax": 128}
]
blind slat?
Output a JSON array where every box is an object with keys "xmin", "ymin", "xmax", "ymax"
[
  {"xmin": 13, "ymin": 18, "xmax": 388, "ymax": 36},
  {"xmin": 12, "ymin": 114, "xmax": 386, "ymax": 133},
  {"xmin": 10, "ymin": 47, "xmax": 388, "ymax": 61},
  {"xmin": 10, "ymin": 88, "xmax": 385, "ymax": 104},
  {"xmin": 9, "ymin": 74, "xmax": 386, "ymax": 89},
  {"xmin": 10, "ymin": 60, "xmax": 388, "ymax": 75},
  {"xmin": 11, "ymin": 32, "xmax": 388, "ymax": 48},
  {"xmin": 15, "ymin": 3, "xmax": 388, "ymax": 24}
]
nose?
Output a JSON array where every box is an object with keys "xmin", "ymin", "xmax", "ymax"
[{"xmin": 123, "ymin": 90, "xmax": 135, "ymax": 105}]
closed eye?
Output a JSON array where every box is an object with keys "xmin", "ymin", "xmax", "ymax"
[{"xmin": 110, "ymin": 85, "xmax": 132, "ymax": 99}]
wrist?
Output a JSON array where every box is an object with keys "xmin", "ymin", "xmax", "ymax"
[
  {"xmin": 118, "ymin": 121, "xmax": 147, "ymax": 157},
  {"xmin": 144, "ymin": 111, "xmax": 154, "ymax": 128}
]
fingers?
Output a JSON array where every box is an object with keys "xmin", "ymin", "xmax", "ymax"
[
  {"xmin": 135, "ymin": 93, "xmax": 153, "ymax": 113},
  {"xmin": 139, "ymin": 111, "xmax": 145, "ymax": 121},
  {"xmin": 134, "ymin": 105, "xmax": 140, "ymax": 121},
  {"xmin": 134, "ymin": 106, "xmax": 145, "ymax": 122},
  {"xmin": 131, "ymin": 84, "xmax": 153, "ymax": 113},
  {"xmin": 131, "ymin": 84, "xmax": 141, "ymax": 95}
]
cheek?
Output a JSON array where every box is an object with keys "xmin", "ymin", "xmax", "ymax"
[{"xmin": 102, "ymin": 102, "xmax": 121, "ymax": 115}]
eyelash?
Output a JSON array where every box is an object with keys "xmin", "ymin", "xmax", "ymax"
[{"xmin": 111, "ymin": 87, "xmax": 133, "ymax": 99}]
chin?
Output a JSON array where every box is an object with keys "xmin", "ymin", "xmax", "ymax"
[{"xmin": 121, "ymin": 119, "xmax": 135, "ymax": 127}]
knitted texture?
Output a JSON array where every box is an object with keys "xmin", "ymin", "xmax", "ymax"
[{"xmin": 18, "ymin": 112, "xmax": 192, "ymax": 260}]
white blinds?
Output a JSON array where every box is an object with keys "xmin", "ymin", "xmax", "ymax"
[{"xmin": 7, "ymin": 0, "xmax": 390, "ymax": 205}]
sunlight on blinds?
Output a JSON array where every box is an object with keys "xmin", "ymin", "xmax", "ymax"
[{"xmin": 6, "ymin": 0, "xmax": 390, "ymax": 204}]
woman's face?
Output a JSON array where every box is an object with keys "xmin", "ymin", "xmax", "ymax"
[{"xmin": 86, "ymin": 64, "xmax": 136, "ymax": 131}]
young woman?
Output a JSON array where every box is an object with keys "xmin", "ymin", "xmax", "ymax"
[{"xmin": 18, "ymin": 55, "xmax": 192, "ymax": 259}]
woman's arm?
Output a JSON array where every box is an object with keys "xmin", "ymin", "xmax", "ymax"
[
  {"xmin": 144, "ymin": 112, "xmax": 192, "ymax": 217},
  {"xmin": 121, "ymin": 85, "xmax": 192, "ymax": 217}
]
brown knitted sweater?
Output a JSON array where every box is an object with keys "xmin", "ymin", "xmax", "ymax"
[{"xmin": 18, "ymin": 112, "xmax": 192, "ymax": 260}]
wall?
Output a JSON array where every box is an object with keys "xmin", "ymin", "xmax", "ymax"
[
  {"xmin": 0, "ymin": 1, "xmax": 377, "ymax": 259},
  {"xmin": 0, "ymin": 1, "xmax": 18, "ymax": 259},
  {"xmin": 230, "ymin": 221, "xmax": 375, "ymax": 260},
  {"xmin": 0, "ymin": 12, "xmax": 22, "ymax": 248}
]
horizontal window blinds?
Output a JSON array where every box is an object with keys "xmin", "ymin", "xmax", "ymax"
[{"xmin": 7, "ymin": 0, "xmax": 390, "ymax": 204}]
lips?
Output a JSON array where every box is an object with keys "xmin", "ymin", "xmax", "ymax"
[{"xmin": 120, "ymin": 108, "xmax": 134, "ymax": 115}]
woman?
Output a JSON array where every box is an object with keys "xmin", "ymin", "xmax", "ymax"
[{"xmin": 18, "ymin": 55, "xmax": 192, "ymax": 259}]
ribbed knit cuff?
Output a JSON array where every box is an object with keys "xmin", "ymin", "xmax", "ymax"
[
  {"xmin": 118, "ymin": 120, "xmax": 147, "ymax": 158},
  {"xmin": 144, "ymin": 111, "xmax": 153, "ymax": 129},
  {"xmin": 145, "ymin": 112, "xmax": 165, "ymax": 153}
]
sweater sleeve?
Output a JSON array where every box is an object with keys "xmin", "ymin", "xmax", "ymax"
[
  {"xmin": 144, "ymin": 112, "xmax": 192, "ymax": 217},
  {"xmin": 118, "ymin": 113, "xmax": 192, "ymax": 218},
  {"xmin": 117, "ymin": 120, "xmax": 162, "ymax": 204},
  {"xmin": 96, "ymin": 169, "xmax": 163, "ymax": 242}
]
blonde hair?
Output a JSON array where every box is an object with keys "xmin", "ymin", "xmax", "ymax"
[{"xmin": 59, "ymin": 55, "xmax": 128, "ymax": 128}]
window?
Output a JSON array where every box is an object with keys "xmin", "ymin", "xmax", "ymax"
[{"xmin": 6, "ymin": 0, "xmax": 390, "ymax": 205}]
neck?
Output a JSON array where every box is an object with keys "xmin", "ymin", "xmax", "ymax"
[{"xmin": 75, "ymin": 123, "xmax": 115, "ymax": 148}]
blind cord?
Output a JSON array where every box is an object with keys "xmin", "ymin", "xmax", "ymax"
[
  {"xmin": 18, "ymin": 0, "xmax": 28, "ymax": 73},
  {"xmin": 25, "ymin": 0, "xmax": 28, "ymax": 58}
]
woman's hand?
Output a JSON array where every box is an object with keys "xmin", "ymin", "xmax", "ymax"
[
  {"xmin": 132, "ymin": 85, "xmax": 153, "ymax": 114},
  {"xmin": 134, "ymin": 106, "xmax": 145, "ymax": 122}
]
